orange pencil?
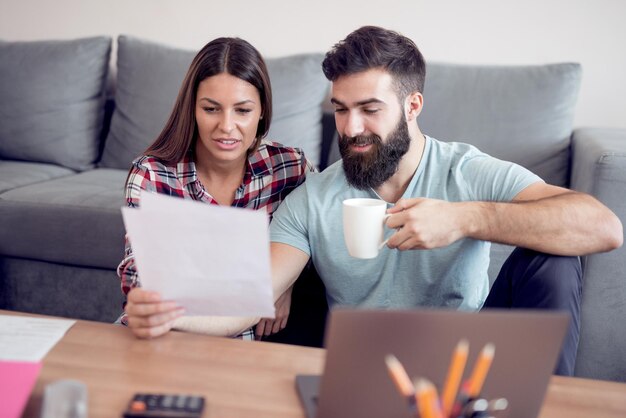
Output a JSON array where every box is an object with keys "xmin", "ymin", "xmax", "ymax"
[
  {"xmin": 441, "ymin": 339, "xmax": 469, "ymax": 417},
  {"xmin": 384, "ymin": 354, "xmax": 415, "ymax": 397},
  {"xmin": 466, "ymin": 343, "xmax": 495, "ymax": 398},
  {"xmin": 414, "ymin": 378, "xmax": 443, "ymax": 418}
]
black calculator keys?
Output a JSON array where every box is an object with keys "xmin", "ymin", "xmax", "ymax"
[{"xmin": 123, "ymin": 393, "xmax": 205, "ymax": 418}]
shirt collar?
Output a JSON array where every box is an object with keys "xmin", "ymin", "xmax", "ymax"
[{"xmin": 179, "ymin": 143, "xmax": 272, "ymax": 188}]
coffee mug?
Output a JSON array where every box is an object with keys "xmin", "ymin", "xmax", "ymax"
[{"xmin": 343, "ymin": 198, "xmax": 391, "ymax": 259}]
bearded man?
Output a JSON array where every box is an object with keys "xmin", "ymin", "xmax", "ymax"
[
  {"xmin": 271, "ymin": 25, "xmax": 623, "ymax": 376},
  {"xmin": 133, "ymin": 26, "xmax": 623, "ymax": 376}
]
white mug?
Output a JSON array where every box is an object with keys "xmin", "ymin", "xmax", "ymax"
[{"xmin": 343, "ymin": 198, "xmax": 391, "ymax": 259}]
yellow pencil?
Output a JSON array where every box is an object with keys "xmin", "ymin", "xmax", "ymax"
[
  {"xmin": 441, "ymin": 339, "xmax": 469, "ymax": 417},
  {"xmin": 467, "ymin": 343, "xmax": 495, "ymax": 398},
  {"xmin": 414, "ymin": 377, "xmax": 443, "ymax": 418},
  {"xmin": 384, "ymin": 354, "xmax": 415, "ymax": 397}
]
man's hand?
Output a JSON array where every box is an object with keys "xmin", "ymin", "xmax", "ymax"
[
  {"xmin": 385, "ymin": 197, "xmax": 466, "ymax": 250},
  {"xmin": 125, "ymin": 288, "xmax": 185, "ymax": 339},
  {"xmin": 255, "ymin": 285, "xmax": 293, "ymax": 340}
]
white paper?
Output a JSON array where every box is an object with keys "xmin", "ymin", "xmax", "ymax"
[
  {"xmin": 121, "ymin": 192, "xmax": 275, "ymax": 317},
  {"xmin": 0, "ymin": 315, "xmax": 76, "ymax": 361}
]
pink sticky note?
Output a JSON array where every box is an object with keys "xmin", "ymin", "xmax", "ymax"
[{"xmin": 0, "ymin": 361, "xmax": 42, "ymax": 418}]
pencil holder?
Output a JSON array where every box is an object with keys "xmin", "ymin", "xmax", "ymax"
[
  {"xmin": 384, "ymin": 340, "xmax": 508, "ymax": 418},
  {"xmin": 454, "ymin": 396, "xmax": 509, "ymax": 418}
]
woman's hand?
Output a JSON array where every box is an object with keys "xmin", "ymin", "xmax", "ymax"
[
  {"xmin": 125, "ymin": 288, "xmax": 185, "ymax": 339},
  {"xmin": 255, "ymin": 285, "xmax": 293, "ymax": 340}
]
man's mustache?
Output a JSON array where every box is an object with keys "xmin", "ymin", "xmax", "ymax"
[{"xmin": 340, "ymin": 134, "xmax": 382, "ymax": 147}]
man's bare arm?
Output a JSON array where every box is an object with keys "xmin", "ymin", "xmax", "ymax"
[
  {"xmin": 270, "ymin": 242, "xmax": 311, "ymax": 296},
  {"xmin": 386, "ymin": 182, "xmax": 623, "ymax": 256},
  {"xmin": 469, "ymin": 182, "xmax": 622, "ymax": 255}
]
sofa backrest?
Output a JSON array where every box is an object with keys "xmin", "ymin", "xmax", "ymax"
[
  {"xmin": 419, "ymin": 62, "xmax": 582, "ymax": 188},
  {"xmin": 0, "ymin": 37, "xmax": 112, "ymax": 171},
  {"xmin": 0, "ymin": 35, "xmax": 582, "ymax": 185},
  {"xmin": 99, "ymin": 35, "xmax": 330, "ymax": 170}
]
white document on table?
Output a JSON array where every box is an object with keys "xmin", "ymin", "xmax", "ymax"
[
  {"xmin": 121, "ymin": 192, "xmax": 275, "ymax": 317},
  {"xmin": 0, "ymin": 315, "xmax": 76, "ymax": 362}
]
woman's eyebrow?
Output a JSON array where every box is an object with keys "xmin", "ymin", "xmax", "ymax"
[{"xmin": 198, "ymin": 97, "xmax": 256, "ymax": 106}]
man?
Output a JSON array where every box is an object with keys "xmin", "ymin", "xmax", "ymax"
[
  {"xmin": 126, "ymin": 26, "xmax": 622, "ymax": 375},
  {"xmin": 266, "ymin": 26, "xmax": 622, "ymax": 375}
]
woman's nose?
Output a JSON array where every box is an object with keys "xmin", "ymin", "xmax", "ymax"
[{"xmin": 219, "ymin": 112, "xmax": 234, "ymax": 133}]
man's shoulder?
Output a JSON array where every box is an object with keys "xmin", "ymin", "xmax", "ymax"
[
  {"xmin": 426, "ymin": 136, "xmax": 484, "ymax": 158},
  {"xmin": 280, "ymin": 160, "xmax": 347, "ymax": 206},
  {"xmin": 424, "ymin": 136, "xmax": 492, "ymax": 171},
  {"xmin": 306, "ymin": 160, "xmax": 347, "ymax": 190}
]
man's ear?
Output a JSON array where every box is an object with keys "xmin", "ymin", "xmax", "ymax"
[{"xmin": 405, "ymin": 92, "xmax": 424, "ymax": 122}]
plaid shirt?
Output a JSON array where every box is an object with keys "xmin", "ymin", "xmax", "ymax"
[{"xmin": 117, "ymin": 139, "xmax": 315, "ymax": 339}]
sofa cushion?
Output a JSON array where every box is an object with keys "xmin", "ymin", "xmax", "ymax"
[
  {"xmin": 0, "ymin": 257, "xmax": 125, "ymax": 323},
  {"xmin": 0, "ymin": 169, "xmax": 127, "ymax": 269},
  {"xmin": 266, "ymin": 53, "xmax": 328, "ymax": 166},
  {"xmin": 419, "ymin": 62, "xmax": 582, "ymax": 187},
  {"xmin": 0, "ymin": 37, "xmax": 112, "ymax": 171},
  {"xmin": 0, "ymin": 160, "xmax": 75, "ymax": 194},
  {"xmin": 100, "ymin": 35, "xmax": 329, "ymax": 170}
]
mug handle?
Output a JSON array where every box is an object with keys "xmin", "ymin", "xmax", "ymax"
[{"xmin": 378, "ymin": 214, "xmax": 392, "ymax": 250}]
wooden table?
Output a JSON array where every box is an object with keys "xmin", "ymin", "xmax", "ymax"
[{"xmin": 8, "ymin": 312, "xmax": 626, "ymax": 418}]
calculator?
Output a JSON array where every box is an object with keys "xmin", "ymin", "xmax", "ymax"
[{"xmin": 122, "ymin": 393, "xmax": 205, "ymax": 418}]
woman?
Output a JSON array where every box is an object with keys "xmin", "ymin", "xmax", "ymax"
[{"xmin": 117, "ymin": 37, "xmax": 315, "ymax": 339}]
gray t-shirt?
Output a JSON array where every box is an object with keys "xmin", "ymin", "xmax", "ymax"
[{"xmin": 270, "ymin": 136, "xmax": 542, "ymax": 311}]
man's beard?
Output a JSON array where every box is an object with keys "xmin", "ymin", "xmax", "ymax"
[{"xmin": 339, "ymin": 116, "xmax": 411, "ymax": 190}]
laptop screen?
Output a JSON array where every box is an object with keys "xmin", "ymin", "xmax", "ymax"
[{"xmin": 310, "ymin": 308, "xmax": 567, "ymax": 418}]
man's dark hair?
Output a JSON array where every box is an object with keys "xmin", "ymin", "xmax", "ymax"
[{"xmin": 322, "ymin": 26, "xmax": 426, "ymax": 100}]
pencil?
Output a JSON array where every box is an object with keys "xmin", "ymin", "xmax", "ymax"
[
  {"xmin": 466, "ymin": 343, "xmax": 495, "ymax": 398},
  {"xmin": 414, "ymin": 377, "xmax": 443, "ymax": 418},
  {"xmin": 440, "ymin": 339, "xmax": 469, "ymax": 417},
  {"xmin": 384, "ymin": 354, "xmax": 415, "ymax": 397}
]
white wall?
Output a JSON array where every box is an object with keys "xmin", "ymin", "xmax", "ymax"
[{"xmin": 1, "ymin": 0, "xmax": 625, "ymax": 129}]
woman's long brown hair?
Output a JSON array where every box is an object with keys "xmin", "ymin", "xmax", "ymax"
[{"xmin": 144, "ymin": 37, "xmax": 273, "ymax": 165}]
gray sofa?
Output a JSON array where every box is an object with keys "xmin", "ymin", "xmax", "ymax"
[{"xmin": 1, "ymin": 36, "xmax": 625, "ymax": 382}]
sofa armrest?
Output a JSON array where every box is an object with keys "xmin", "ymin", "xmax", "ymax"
[
  {"xmin": 570, "ymin": 128, "xmax": 626, "ymax": 195},
  {"xmin": 570, "ymin": 128, "xmax": 626, "ymax": 381}
]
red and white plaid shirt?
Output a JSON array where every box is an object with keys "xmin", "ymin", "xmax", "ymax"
[{"xmin": 117, "ymin": 139, "xmax": 315, "ymax": 339}]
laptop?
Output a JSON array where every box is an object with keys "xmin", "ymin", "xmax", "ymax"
[{"xmin": 297, "ymin": 308, "xmax": 568, "ymax": 418}]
